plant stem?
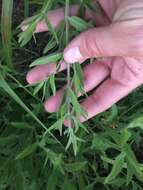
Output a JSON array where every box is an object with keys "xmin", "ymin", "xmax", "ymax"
[
  {"xmin": 24, "ymin": 0, "xmax": 29, "ymax": 18},
  {"xmin": 1, "ymin": 0, "xmax": 13, "ymax": 68},
  {"xmin": 65, "ymin": 0, "xmax": 72, "ymax": 128},
  {"xmin": 65, "ymin": 0, "xmax": 69, "ymax": 45}
]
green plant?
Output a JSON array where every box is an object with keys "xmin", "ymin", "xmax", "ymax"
[
  {"xmin": 19, "ymin": 0, "xmax": 93, "ymax": 155},
  {"xmin": 0, "ymin": 0, "xmax": 143, "ymax": 189}
]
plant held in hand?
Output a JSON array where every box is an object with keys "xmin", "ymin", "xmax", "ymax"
[{"xmin": 19, "ymin": 0, "xmax": 94, "ymax": 155}]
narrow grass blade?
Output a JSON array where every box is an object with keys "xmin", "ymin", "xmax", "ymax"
[
  {"xmin": 0, "ymin": 72, "xmax": 47, "ymax": 130},
  {"xmin": 0, "ymin": 73, "xmax": 63, "ymax": 147},
  {"xmin": 15, "ymin": 142, "xmax": 38, "ymax": 160},
  {"xmin": 68, "ymin": 16, "xmax": 89, "ymax": 32},
  {"xmin": 30, "ymin": 52, "xmax": 62, "ymax": 67},
  {"xmin": 24, "ymin": 0, "xmax": 29, "ymax": 18},
  {"xmin": 1, "ymin": 0, "xmax": 13, "ymax": 68},
  {"xmin": 45, "ymin": 16, "xmax": 59, "ymax": 44}
]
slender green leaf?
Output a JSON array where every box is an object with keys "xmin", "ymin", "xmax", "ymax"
[
  {"xmin": 11, "ymin": 122, "xmax": 32, "ymax": 129},
  {"xmin": 106, "ymin": 104, "xmax": 118, "ymax": 123},
  {"xmin": 105, "ymin": 153, "xmax": 125, "ymax": 184},
  {"xmin": 24, "ymin": 0, "xmax": 29, "ymax": 17},
  {"xmin": 30, "ymin": 52, "xmax": 63, "ymax": 67},
  {"xmin": 124, "ymin": 144, "xmax": 143, "ymax": 182},
  {"xmin": 0, "ymin": 135, "xmax": 17, "ymax": 145},
  {"xmin": 45, "ymin": 16, "xmax": 59, "ymax": 44},
  {"xmin": 126, "ymin": 162, "xmax": 133, "ymax": 186},
  {"xmin": 91, "ymin": 133, "xmax": 119, "ymax": 152},
  {"xmin": 120, "ymin": 129, "xmax": 131, "ymax": 147},
  {"xmin": 33, "ymin": 81, "xmax": 45, "ymax": 95},
  {"xmin": 65, "ymin": 161, "xmax": 87, "ymax": 172},
  {"xmin": 1, "ymin": 0, "xmax": 13, "ymax": 67},
  {"xmin": 49, "ymin": 74, "xmax": 56, "ymax": 96},
  {"xmin": 68, "ymin": 16, "xmax": 89, "ymax": 32},
  {"xmin": 73, "ymin": 63, "xmax": 84, "ymax": 87},
  {"xmin": 43, "ymin": 38, "xmax": 57, "ymax": 54},
  {"xmin": 127, "ymin": 116, "xmax": 143, "ymax": 130},
  {"xmin": 43, "ymin": 118, "xmax": 64, "ymax": 137},
  {"xmin": 0, "ymin": 73, "xmax": 47, "ymax": 130},
  {"xmin": 15, "ymin": 143, "xmax": 38, "ymax": 160},
  {"xmin": 68, "ymin": 88, "xmax": 82, "ymax": 116},
  {"xmin": 18, "ymin": 19, "xmax": 39, "ymax": 47}
]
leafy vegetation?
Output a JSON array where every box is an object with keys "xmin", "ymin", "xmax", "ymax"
[{"xmin": 0, "ymin": 0, "xmax": 143, "ymax": 189}]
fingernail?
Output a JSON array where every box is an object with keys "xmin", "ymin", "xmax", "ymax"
[
  {"xmin": 44, "ymin": 100, "xmax": 57, "ymax": 113},
  {"xmin": 64, "ymin": 47, "xmax": 83, "ymax": 63}
]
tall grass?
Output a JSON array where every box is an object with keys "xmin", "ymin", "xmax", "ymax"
[
  {"xmin": 1, "ymin": 0, "xmax": 13, "ymax": 68},
  {"xmin": 24, "ymin": 0, "xmax": 29, "ymax": 18}
]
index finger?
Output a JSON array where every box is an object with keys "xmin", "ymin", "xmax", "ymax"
[
  {"xmin": 21, "ymin": 5, "xmax": 79, "ymax": 33},
  {"xmin": 21, "ymin": 2, "xmax": 111, "ymax": 33}
]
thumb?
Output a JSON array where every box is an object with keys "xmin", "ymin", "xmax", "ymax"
[
  {"xmin": 64, "ymin": 20, "xmax": 143, "ymax": 63},
  {"xmin": 63, "ymin": 25, "xmax": 118, "ymax": 63}
]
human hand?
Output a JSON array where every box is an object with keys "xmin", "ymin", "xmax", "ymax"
[{"xmin": 25, "ymin": 0, "xmax": 143, "ymax": 122}]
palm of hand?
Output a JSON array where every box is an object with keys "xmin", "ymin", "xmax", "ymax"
[{"xmin": 25, "ymin": 0, "xmax": 143, "ymax": 122}]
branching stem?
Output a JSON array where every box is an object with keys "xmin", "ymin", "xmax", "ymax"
[{"xmin": 65, "ymin": 0, "xmax": 72, "ymax": 128}]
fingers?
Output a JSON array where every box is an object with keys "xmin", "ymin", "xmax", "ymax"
[
  {"xmin": 21, "ymin": 5, "xmax": 79, "ymax": 32},
  {"xmin": 26, "ymin": 56, "xmax": 87, "ymax": 84},
  {"xmin": 22, "ymin": 4, "xmax": 102, "ymax": 33},
  {"xmin": 64, "ymin": 14, "xmax": 143, "ymax": 63},
  {"xmin": 79, "ymin": 78, "xmax": 134, "ymax": 122},
  {"xmin": 26, "ymin": 61, "xmax": 67, "ymax": 84},
  {"xmin": 26, "ymin": 64, "xmax": 56, "ymax": 84},
  {"xmin": 79, "ymin": 56, "xmax": 143, "ymax": 123},
  {"xmin": 44, "ymin": 60, "xmax": 110, "ymax": 112},
  {"xmin": 44, "ymin": 88, "xmax": 65, "ymax": 113},
  {"xmin": 21, "ymin": 2, "xmax": 112, "ymax": 33},
  {"xmin": 63, "ymin": 26, "xmax": 113, "ymax": 63}
]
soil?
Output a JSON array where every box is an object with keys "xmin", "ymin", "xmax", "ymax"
[
  {"xmin": 11, "ymin": 1, "xmax": 49, "ymax": 76},
  {"xmin": 13, "ymin": 0, "xmax": 24, "ymax": 27},
  {"xmin": 13, "ymin": 0, "xmax": 38, "ymax": 27}
]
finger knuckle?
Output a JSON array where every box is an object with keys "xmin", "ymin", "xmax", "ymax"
[
  {"xmin": 113, "ymin": 0, "xmax": 143, "ymax": 57},
  {"xmin": 80, "ymin": 29, "xmax": 103, "ymax": 57}
]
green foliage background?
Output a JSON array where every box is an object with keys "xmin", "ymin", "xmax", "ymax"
[{"xmin": 0, "ymin": 0, "xmax": 143, "ymax": 189}]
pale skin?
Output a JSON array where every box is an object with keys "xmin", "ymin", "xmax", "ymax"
[{"xmin": 24, "ymin": 0, "xmax": 143, "ymax": 123}]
